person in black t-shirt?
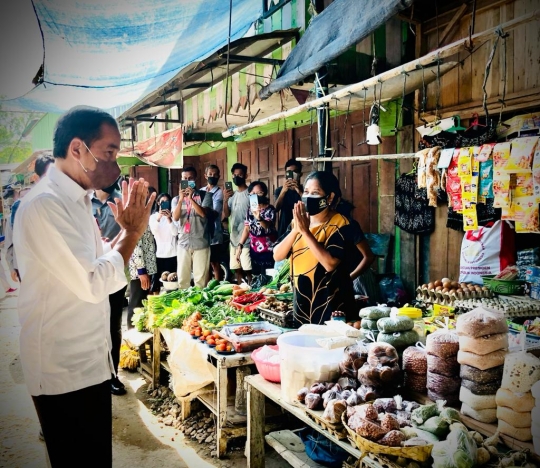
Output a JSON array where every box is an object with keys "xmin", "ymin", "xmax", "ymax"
[{"xmin": 274, "ymin": 159, "xmax": 303, "ymax": 238}]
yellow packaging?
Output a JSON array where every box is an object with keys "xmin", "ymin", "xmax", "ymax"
[
  {"xmin": 472, "ymin": 147, "xmax": 481, "ymax": 173},
  {"xmin": 463, "ymin": 207, "xmax": 478, "ymax": 231},
  {"xmin": 458, "ymin": 147, "xmax": 472, "ymax": 176},
  {"xmin": 514, "ymin": 173, "xmax": 534, "ymax": 198},
  {"xmin": 505, "ymin": 136, "xmax": 539, "ymax": 173},
  {"xmin": 493, "ymin": 171, "xmax": 511, "ymax": 208},
  {"xmin": 477, "ymin": 143, "xmax": 495, "ymax": 162},
  {"xmin": 432, "ymin": 303, "xmax": 456, "ymax": 317},
  {"xmin": 514, "ymin": 197, "xmax": 540, "ymax": 233},
  {"xmin": 493, "ymin": 142, "xmax": 512, "ymax": 171}
]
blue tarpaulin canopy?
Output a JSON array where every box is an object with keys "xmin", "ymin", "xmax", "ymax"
[{"xmin": 5, "ymin": 0, "xmax": 262, "ymax": 114}]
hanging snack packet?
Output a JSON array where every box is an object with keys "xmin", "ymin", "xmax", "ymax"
[
  {"xmin": 477, "ymin": 143, "xmax": 495, "ymax": 162},
  {"xmin": 493, "ymin": 142, "xmax": 512, "ymax": 171},
  {"xmin": 505, "ymin": 136, "xmax": 539, "ymax": 173},
  {"xmin": 514, "ymin": 174, "xmax": 534, "ymax": 198},
  {"xmin": 493, "ymin": 172, "xmax": 511, "ymax": 208},
  {"xmin": 533, "ymin": 146, "xmax": 540, "ymax": 203},
  {"xmin": 458, "ymin": 147, "xmax": 472, "ymax": 176},
  {"xmin": 479, "ymin": 160, "xmax": 494, "ymax": 201},
  {"xmin": 463, "ymin": 208, "xmax": 479, "ymax": 231},
  {"xmin": 472, "ymin": 147, "xmax": 481, "ymax": 174},
  {"xmin": 514, "ymin": 197, "xmax": 540, "ymax": 233}
]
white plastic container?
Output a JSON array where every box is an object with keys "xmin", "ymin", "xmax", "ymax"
[{"xmin": 277, "ymin": 332, "xmax": 345, "ymax": 403}]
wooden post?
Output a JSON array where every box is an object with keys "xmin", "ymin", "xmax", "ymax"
[
  {"xmin": 216, "ymin": 363, "xmax": 229, "ymax": 458},
  {"xmin": 152, "ymin": 328, "xmax": 161, "ymax": 389},
  {"xmin": 235, "ymin": 366, "xmax": 252, "ymax": 415},
  {"xmin": 246, "ymin": 383, "xmax": 266, "ymax": 468}
]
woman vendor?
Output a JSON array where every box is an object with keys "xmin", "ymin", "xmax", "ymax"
[{"xmin": 273, "ymin": 171, "xmax": 356, "ymax": 325}]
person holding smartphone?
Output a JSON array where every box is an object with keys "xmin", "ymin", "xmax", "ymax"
[
  {"xmin": 275, "ymin": 159, "xmax": 303, "ymax": 238},
  {"xmin": 236, "ymin": 181, "xmax": 277, "ymax": 281},
  {"xmin": 223, "ymin": 163, "xmax": 252, "ymax": 284},
  {"xmin": 149, "ymin": 193, "xmax": 178, "ymax": 291},
  {"xmin": 172, "ymin": 166, "xmax": 214, "ymax": 289}
]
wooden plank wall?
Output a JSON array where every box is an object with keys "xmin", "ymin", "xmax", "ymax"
[{"xmin": 417, "ymin": 0, "xmax": 540, "ymax": 282}]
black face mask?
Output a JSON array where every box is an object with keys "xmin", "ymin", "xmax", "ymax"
[
  {"xmin": 207, "ymin": 176, "xmax": 219, "ymax": 186},
  {"xmin": 102, "ymin": 177, "xmax": 121, "ymax": 195},
  {"xmin": 302, "ymin": 196, "xmax": 329, "ymax": 215},
  {"xmin": 233, "ymin": 176, "xmax": 245, "ymax": 187},
  {"xmin": 257, "ymin": 195, "xmax": 269, "ymax": 205}
]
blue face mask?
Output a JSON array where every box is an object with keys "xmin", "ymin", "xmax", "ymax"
[{"xmin": 188, "ymin": 181, "xmax": 196, "ymax": 189}]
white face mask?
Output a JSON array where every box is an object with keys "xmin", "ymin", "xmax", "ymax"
[{"xmin": 78, "ymin": 142, "xmax": 99, "ymax": 173}]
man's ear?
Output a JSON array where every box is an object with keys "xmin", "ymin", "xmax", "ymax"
[{"xmin": 69, "ymin": 138, "xmax": 84, "ymax": 162}]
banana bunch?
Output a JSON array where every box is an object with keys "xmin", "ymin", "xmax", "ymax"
[{"xmin": 119, "ymin": 343, "xmax": 140, "ymax": 371}]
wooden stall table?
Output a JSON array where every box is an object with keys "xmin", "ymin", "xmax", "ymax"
[
  {"xmin": 245, "ymin": 374, "xmax": 392, "ymax": 468},
  {"xmin": 152, "ymin": 328, "xmax": 282, "ymax": 458}
]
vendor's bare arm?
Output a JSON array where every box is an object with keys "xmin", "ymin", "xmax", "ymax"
[
  {"xmin": 302, "ymin": 230, "xmax": 340, "ymax": 272},
  {"xmin": 273, "ymin": 230, "xmax": 296, "ymax": 261},
  {"xmin": 350, "ymin": 240, "xmax": 376, "ymax": 280}
]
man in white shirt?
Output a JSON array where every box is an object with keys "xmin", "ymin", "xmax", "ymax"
[{"xmin": 13, "ymin": 106, "xmax": 156, "ymax": 467}]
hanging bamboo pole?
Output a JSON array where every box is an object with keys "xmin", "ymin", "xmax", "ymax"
[
  {"xmin": 296, "ymin": 153, "xmax": 418, "ymax": 162},
  {"xmin": 222, "ymin": 9, "xmax": 540, "ymax": 138}
]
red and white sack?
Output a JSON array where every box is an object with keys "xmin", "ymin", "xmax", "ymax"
[{"xmin": 459, "ymin": 221, "xmax": 515, "ymax": 284}]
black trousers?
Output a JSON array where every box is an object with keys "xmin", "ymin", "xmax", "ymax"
[
  {"xmin": 151, "ymin": 256, "xmax": 178, "ymax": 292},
  {"xmin": 127, "ymin": 278, "xmax": 149, "ymax": 329},
  {"xmin": 109, "ymin": 285, "xmax": 127, "ymax": 374},
  {"xmin": 32, "ymin": 381, "xmax": 112, "ymax": 468}
]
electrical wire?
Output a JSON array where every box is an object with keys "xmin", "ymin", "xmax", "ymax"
[{"xmin": 224, "ymin": 0, "xmax": 233, "ymax": 129}]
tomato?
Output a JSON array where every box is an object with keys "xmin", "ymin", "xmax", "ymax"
[
  {"xmin": 216, "ymin": 344, "xmax": 226, "ymax": 352},
  {"xmin": 203, "ymin": 330, "xmax": 211, "ymax": 337},
  {"xmin": 195, "ymin": 330, "xmax": 201, "ymax": 337},
  {"xmin": 226, "ymin": 345, "xmax": 232, "ymax": 352},
  {"xmin": 189, "ymin": 329, "xmax": 196, "ymax": 336}
]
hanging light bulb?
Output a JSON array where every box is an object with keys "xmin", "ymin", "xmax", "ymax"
[{"xmin": 366, "ymin": 104, "xmax": 382, "ymax": 145}]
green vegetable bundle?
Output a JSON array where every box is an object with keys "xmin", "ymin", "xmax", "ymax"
[{"xmin": 267, "ymin": 259, "xmax": 290, "ymax": 289}]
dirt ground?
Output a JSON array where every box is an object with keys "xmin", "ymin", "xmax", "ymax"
[{"xmin": 0, "ymin": 277, "xmax": 289, "ymax": 468}]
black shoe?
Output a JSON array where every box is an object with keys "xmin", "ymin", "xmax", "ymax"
[
  {"xmin": 111, "ymin": 376, "xmax": 125, "ymax": 389},
  {"xmin": 111, "ymin": 378, "xmax": 126, "ymax": 396}
]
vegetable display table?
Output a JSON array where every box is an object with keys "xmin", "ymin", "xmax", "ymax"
[{"xmin": 245, "ymin": 374, "xmax": 389, "ymax": 468}]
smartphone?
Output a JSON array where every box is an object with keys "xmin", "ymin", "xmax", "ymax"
[
  {"xmin": 180, "ymin": 180, "xmax": 189, "ymax": 190},
  {"xmin": 160, "ymin": 200, "xmax": 171, "ymax": 211},
  {"xmin": 225, "ymin": 181, "xmax": 233, "ymax": 191},
  {"xmin": 249, "ymin": 194, "xmax": 259, "ymax": 211},
  {"xmin": 286, "ymin": 170, "xmax": 294, "ymax": 180}
]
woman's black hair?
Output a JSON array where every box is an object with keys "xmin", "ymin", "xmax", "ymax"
[
  {"xmin": 247, "ymin": 180, "xmax": 268, "ymax": 196},
  {"xmin": 156, "ymin": 193, "xmax": 171, "ymax": 204},
  {"xmin": 304, "ymin": 171, "xmax": 341, "ymax": 206}
]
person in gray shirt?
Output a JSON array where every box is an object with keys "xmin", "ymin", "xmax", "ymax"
[
  {"xmin": 222, "ymin": 163, "xmax": 252, "ymax": 284},
  {"xmin": 172, "ymin": 166, "xmax": 214, "ymax": 289}
]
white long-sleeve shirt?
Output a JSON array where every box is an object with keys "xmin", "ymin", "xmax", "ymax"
[
  {"xmin": 149, "ymin": 212, "xmax": 178, "ymax": 258},
  {"xmin": 13, "ymin": 166, "xmax": 127, "ymax": 396}
]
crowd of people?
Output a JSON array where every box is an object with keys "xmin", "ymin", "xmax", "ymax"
[{"xmin": 9, "ymin": 105, "xmax": 378, "ymax": 466}]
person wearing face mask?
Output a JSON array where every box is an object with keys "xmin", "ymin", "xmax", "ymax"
[
  {"xmin": 223, "ymin": 163, "xmax": 252, "ymax": 284},
  {"xmin": 12, "ymin": 106, "xmax": 155, "ymax": 467},
  {"xmin": 172, "ymin": 166, "xmax": 214, "ymax": 289},
  {"xmin": 199, "ymin": 165, "xmax": 224, "ymax": 281},
  {"xmin": 236, "ymin": 181, "xmax": 277, "ymax": 281},
  {"xmin": 274, "ymin": 171, "xmax": 355, "ymax": 325},
  {"xmin": 149, "ymin": 193, "xmax": 178, "ymax": 292},
  {"xmin": 274, "ymin": 159, "xmax": 303, "ymax": 238}
]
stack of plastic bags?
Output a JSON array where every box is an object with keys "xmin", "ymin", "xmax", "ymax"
[
  {"xmin": 359, "ymin": 305, "xmax": 390, "ymax": 341},
  {"xmin": 402, "ymin": 344, "xmax": 428, "ymax": 393},
  {"xmin": 496, "ymin": 351, "xmax": 540, "ymax": 442},
  {"xmin": 456, "ymin": 307, "xmax": 508, "ymax": 423},
  {"xmin": 426, "ymin": 329, "xmax": 461, "ymax": 405}
]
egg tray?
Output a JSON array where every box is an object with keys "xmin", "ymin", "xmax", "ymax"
[{"xmin": 416, "ymin": 286, "xmax": 492, "ymax": 306}]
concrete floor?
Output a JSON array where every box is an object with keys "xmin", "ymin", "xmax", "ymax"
[{"xmin": 0, "ymin": 270, "xmax": 290, "ymax": 468}]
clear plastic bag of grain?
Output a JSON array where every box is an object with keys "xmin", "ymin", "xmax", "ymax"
[
  {"xmin": 403, "ymin": 344, "xmax": 428, "ymax": 375},
  {"xmin": 404, "ymin": 371, "xmax": 427, "ymax": 393},
  {"xmin": 427, "ymin": 371, "xmax": 461, "ymax": 394},
  {"xmin": 456, "ymin": 306, "xmax": 508, "ymax": 338},
  {"xmin": 426, "ymin": 330, "xmax": 460, "ymax": 358},
  {"xmin": 501, "ymin": 351, "xmax": 540, "ymax": 393},
  {"xmin": 459, "ymin": 332, "xmax": 508, "ymax": 355},
  {"xmin": 459, "ymin": 364, "xmax": 503, "ymax": 384},
  {"xmin": 427, "ymin": 354, "xmax": 460, "ymax": 378}
]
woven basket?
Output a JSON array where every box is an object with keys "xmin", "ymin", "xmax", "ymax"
[
  {"xmin": 341, "ymin": 412, "xmax": 433, "ymax": 463},
  {"xmin": 482, "ymin": 275, "xmax": 525, "ymax": 295}
]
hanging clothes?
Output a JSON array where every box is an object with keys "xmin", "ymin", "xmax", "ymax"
[{"xmin": 394, "ymin": 173, "xmax": 435, "ymax": 234}]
